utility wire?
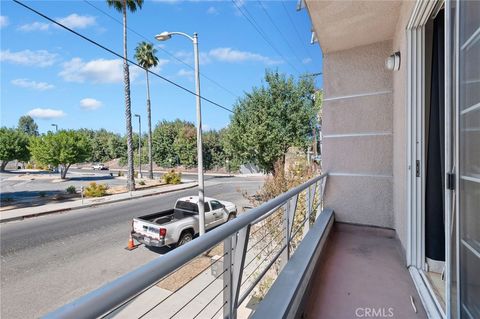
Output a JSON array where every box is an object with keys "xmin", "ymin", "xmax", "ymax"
[
  {"xmin": 83, "ymin": 0, "xmax": 240, "ymax": 99},
  {"xmin": 281, "ymin": 0, "xmax": 315, "ymax": 62},
  {"xmin": 231, "ymin": 0, "xmax": 301, "ymax": 75},
  {"xmin": 258, "ymin": 1, "xmax": 307, "ymax": 72},
  {"xmin": 13, "ymin": 0, "xmax": 233, "ymax": 114}
]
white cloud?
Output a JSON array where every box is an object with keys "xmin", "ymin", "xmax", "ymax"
[
  {"xmin": 57, "ymin": 14, "xmax": 96, "ymax": 29},
  {"xmin": 0, "ymin": 16, "xmax": 8, "ymax": 28},
  {"xmin": 302, "ymin": 58, "xmax": 312, "ymax": 64},
  {"xmin": 149, "ymin": 59, "xmax": 170, "ymax": 74},
  {"xmin": 174, "ymin": 50, "xmax": 211, "ymax": 65},
  {"xmin": 80, "ymin": 98, "xmax": 102, "ymax": 110},
  {"xmin": 19, "ymin": 14, "xmax": 95, "ymax": 32},
  {"xmin": 206, "ymin": 6, "xmax": 219, "ymax": 15},
  {"xmin": 18, "ymin": 21, "xmax": 50, "ymax": 32},
  {"xmin": 27, "ymin": 108, "xmax": 66, "ymax": 119},
  {"xmin": 177, "ymin": 68, "xmax": 194, "ymax": 80},
  {"xmin": 59, "ymin": 58, "xmax": 142, "ymax": 84},
  {"xmin": 209, "ymin": 48, "xmax": 282, "ymax": 65},
  {"xmin": 0, "ymin": 49, "xmax": 57, "ymax": 67},
  {"xmin": 11, "ymin": 78, "xmax": 55, "ymax": 91},
  {"xmin": 233, "ymin": 0, "xmax": 246, "ymax": 16}
]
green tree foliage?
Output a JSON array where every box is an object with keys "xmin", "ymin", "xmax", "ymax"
[
  {"xmin": 0, "ymin": 127, "xmax": 30, "ymax": 171},
  {"xmin": 225, "ymin": 70, "xmax": 317, "ymax": 175},
  {"xmin": 152, "ymin": 119, "xmax": 188, "ymax": 167},
  {"xmin": 30, "ymin": 130, "xmax": 91, "ymax": 179},
  {"xmin": 203, "ymin": 130, "xmax": 226, "ymax": 170},
  {"xmin": 174, "ymin": 124, "xmax": 197, "ymax": 168},
  {"xmin": 17, "ymin": 115, "xmax": 39, "ymax": 136}
]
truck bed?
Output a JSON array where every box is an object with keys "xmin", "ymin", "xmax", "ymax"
[{"xmin": 136, "ymin": 209, "xmax": 196, "ymax": 226}]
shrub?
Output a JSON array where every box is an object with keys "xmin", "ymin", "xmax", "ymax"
[
  {"xmin": 66, "ymin": 185, "xmax": 77, "ymax": 194},
  {"xmin": 117, "ymin": 171, "xmax": 124, "ymax": 177},
  {"xmin": 162, "ymin": 170, "xmax": 181, "ymax": 184},
  {"xmin": 26, "ymin": 163, "xmax": 34, "ymax": 169},
  {"xmin": 84, "ymin": 182, "xmax": 108, "ymax": 197},
  {"xmin": 138, "ymin": 180, "xmax": 146, "ymax": 186}
]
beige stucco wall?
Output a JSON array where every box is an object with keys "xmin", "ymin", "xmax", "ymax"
[
  {"xmin": 391, "ymin": 1, "xmax": 415, "ymax": 254},
  {"xmin": 322, "ymin": 40, "xmax": 394, "ymax": 228}
]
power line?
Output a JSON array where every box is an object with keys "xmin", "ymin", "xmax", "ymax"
[
  {"xmin": 281, "ymin": 0, "xmax": 314, "ymax": 63},
  {"xmin": 257, "ymin": 1, "xmax": 307, "ymax": 72},
  {"xmin": 13, "ymin": 0, "xmax": 233, "ymax": 114},
  {"xmin": 231, "ymin": 0, "xmax": 301, "ymax": 75},
  {"xmin": 83, "ymin": 0, "xmax": 240, "ymax": 99}
]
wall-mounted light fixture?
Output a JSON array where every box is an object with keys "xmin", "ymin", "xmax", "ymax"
[{"xmin": 385, "ymin": 51, "xmax": 401, "ymax": 71}]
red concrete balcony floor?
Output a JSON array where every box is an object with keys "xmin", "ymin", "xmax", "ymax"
[{"xmin": 302, "ymin": 223, "xmax": 428, "ymax": 319}]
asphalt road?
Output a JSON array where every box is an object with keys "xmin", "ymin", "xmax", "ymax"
[
  {"xmin": 1, "ymin": 168, "xmax": 208, "ymax": 201},
  {"xmin": 0, "ymin": 176, "xmax": 263, "ymax": 319}
]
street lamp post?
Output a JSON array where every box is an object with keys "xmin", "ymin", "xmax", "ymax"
[
  {"xmin": 51, "ymin": 123, "xmax": 58, "ymax": 132},
  {"xmin": 134, "ymin": 114, "xmax": 142, "ymax": 179},
  {"xmin": 156, "ymin": 31, "xmax": 205, "ymax": 236}
]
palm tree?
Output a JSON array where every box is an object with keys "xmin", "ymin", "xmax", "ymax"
[
  {"xmin": 134, "ymin": 41, "xmax": 159, "ymax": 180},
  {"xmin": 106, "ymin": 0, "xmax": 143, "ymax": 191}
]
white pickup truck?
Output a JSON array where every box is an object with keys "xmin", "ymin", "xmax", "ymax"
[{"xmin": 131, "ymin": 196, "xmax": 237, "ymax": 248}]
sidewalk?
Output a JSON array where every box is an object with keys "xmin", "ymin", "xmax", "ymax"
[{"xmin": 0, "ymin": 182, "xmax": 198, "ymax": 223}]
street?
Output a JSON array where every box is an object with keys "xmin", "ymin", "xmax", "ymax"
[{"xmin": 0, "ymin": 176, "xmax": 263, "ymax": 319}]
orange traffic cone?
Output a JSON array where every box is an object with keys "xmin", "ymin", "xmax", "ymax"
[{"xmin": 125, "ymin": 233, "xmax": 137, "ymax": 251}]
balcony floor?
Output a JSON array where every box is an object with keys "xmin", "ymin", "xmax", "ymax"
[{"xmin": 303, "ymin": 223, "xmax": 428, "ymax": 318}]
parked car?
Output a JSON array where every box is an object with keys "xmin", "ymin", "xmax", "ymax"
[
  {"xmin": 92, "ymin": 163, "xmax": 108, "ymax": 170},
  {"xmin": 132, "ymin": 196, "xmax": 237, "ymax": 248}
]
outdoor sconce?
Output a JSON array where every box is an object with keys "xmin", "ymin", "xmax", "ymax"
[{"xmin": 385, "ymin": 51, "xmax": 401, "ymax": 71}]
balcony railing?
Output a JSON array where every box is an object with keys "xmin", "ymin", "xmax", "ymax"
[{"xmin": 45, "ymin": 173, "xmax": 328, "ymax": 319}]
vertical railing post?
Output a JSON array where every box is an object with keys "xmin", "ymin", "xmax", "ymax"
[
  {"xmin": 231, "ymin": 226, "xmax": 250, "ymax": 318},
  {"xmin": 279, "ymin": 204, "xmax": 290, "ymax": 271},
  {"xmin": 224, "ymin": 225, "xmax": 250, "ymax": 319},
  {"xmin": 304, "ymin": 185, "xmax": 314, "ymax": 237},
  {"xmin": 316, "ymin": 179, "xmax": 324, "ymax": 221},
  {"xmin": 223, "ymin": 235, "xmax": 234, "ymax": 319}
]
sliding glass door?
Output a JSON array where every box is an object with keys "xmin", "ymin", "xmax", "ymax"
[{"xmin": 456, "ymin": 0, "xmax": 480, "ymax": 317}]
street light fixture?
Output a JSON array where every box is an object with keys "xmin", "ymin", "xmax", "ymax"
[
  {"xmin": 134, "ymin": 114, "xmax": 142, "ymax": 179},
  {"xmin": 51, "ymin": 123, "xmax": 58, "ymax": 132},
  {"xmin": 155, "ymin": 30, "xmax": 206, "ymax": 236}
]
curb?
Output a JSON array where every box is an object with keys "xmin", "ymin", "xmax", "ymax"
[{"xmin": 0, "ymin": 183, "xmax": 198, "ymax": 224}]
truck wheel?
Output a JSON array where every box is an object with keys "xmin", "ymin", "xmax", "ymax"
[{"xmin": 177, "ymin": 231, "xmax": 193, "ymax": 247}]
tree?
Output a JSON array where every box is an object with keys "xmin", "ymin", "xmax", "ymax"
[
  {"xmin": 152, "ymin": 120, "xmax": 187, "ymax": 167},
  {"xmin": 174, "ymin": 124, "xmax": 197, "ymax": 168},
  {"xmin": 0, "ymin": 127, "xmax": 30, "ymax": 171},
  {"xmin": 30, "ymin": 130, "xmax": 91, "ymax": 179},
  {"xmin": 135, "ymin": 41, "xmax": 159, "ymax": 179},
  {"xmin": 17, "ymin": 115, "xmax": 39, "ymax": 136},
  {"xmin": 106, "ymin": 0, "xmax": 144, "ymax": 191},
  {"xmin": 226, "ymin": 70, "xmax": 317, "ymax": 175},
  {"xmin": 203, "ymin": 130, "xmax": 226, "ymax": 170}
]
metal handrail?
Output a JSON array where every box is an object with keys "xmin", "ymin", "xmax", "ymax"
[{"xmin": 45, "ymin": 173, "xmax": 328, "ymax": 319}]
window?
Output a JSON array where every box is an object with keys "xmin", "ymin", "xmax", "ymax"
[
  {"xmin": 210, "ymin": 200, "xmax": 224, "ymax": 210},
  {"xmin": 175, "ymin": 201, "xmax": 210, "ymax": 213}
]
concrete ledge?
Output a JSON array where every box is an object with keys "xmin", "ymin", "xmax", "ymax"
[
  {"xmin": 0, "ymin": 182, "xmax": 198, "ymax": 223},
  {"xmin": 252, "ymin": 208, "xmax": 334, "ymax": 319}
]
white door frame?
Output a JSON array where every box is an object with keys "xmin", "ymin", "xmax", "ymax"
[{"xmin": 406, "ymin": 0, "xmax": 450, "ymax": 318}]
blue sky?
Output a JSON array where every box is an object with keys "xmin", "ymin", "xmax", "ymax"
[{"xmin": 1, "ymin": 0, "xmax": 323, "ymax": 134}]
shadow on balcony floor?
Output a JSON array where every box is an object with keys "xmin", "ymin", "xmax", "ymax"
[{"xmin": 303, "ymin": 223, "xmax": 427, "ymax": 319}]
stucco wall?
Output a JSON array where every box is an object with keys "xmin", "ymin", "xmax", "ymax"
[
  {"xmin": 391, "ymin": 0, "xmax": 415, "ymax": 255},
  {"xmin": 322, "ymin": 40, "xmax": 394, "ymax": 228}
]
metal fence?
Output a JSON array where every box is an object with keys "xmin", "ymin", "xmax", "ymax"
[{"xmin": 45, "ymin": 173, "xmax": 328, "ymax": 319}]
